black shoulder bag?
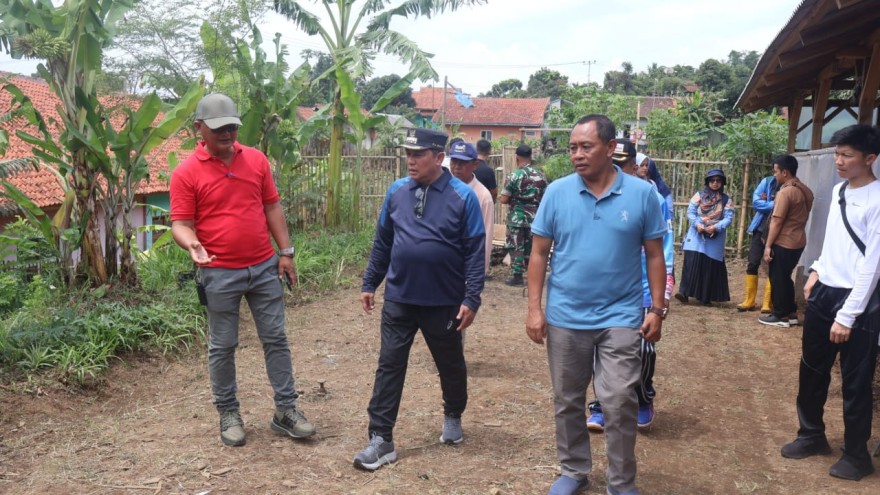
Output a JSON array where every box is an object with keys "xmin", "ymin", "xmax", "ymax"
[{"xmin": 837, "ymin": 181, "xmax": 880, "ymax": 316}]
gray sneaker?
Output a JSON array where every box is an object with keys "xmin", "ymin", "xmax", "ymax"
[
  {"xmin": 271, "ymin": 406, "xmax": 316, "ymax": 439},
  {"xmin": 439, "ymin": 415, "xmax": 463, "ymax": 444},
  {"xmin": 219, "ymin": 409, "xmax": 246, "ymax": 447},
  {"xmin": 353, "ymin": 434, "xmax": 397, "ymax": 471}
]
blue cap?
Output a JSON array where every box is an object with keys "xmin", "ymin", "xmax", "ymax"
[{"xmin": 448, "ymin": 141, "xmax": 477, "ymax": 161}]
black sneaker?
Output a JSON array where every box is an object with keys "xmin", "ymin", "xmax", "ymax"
[
  {"xmin": 758, "ymin": 314, "xmax": 790, "ymax": 328},
  {"xmin": 780, "ymin": 437, "xmax": 832, "ymax": 459},
  {"xmin": 270, "ymin": 407, "xmax": 316, "ymax": 439},
  {"xmin": 829, "ymin": 457, "xmax": 875, "ymax": 481}
]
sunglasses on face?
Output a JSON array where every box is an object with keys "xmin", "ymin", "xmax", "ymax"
[
  {"xmin": 207, "ymin": 124, "xmax": 240, "ymax": 134},
  {"xmin": 708, "ymin": 178, "xmax": 723, "ymax": 183}
]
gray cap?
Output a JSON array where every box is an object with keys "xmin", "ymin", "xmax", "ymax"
[{"xmin": 195, "ymin": 93, "xmax": 242, "ymax": 129}]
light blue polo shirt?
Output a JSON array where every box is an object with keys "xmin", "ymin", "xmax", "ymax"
[{"xmin": 531, "ymin": 167, "xmax": 666, "ymax": 330}]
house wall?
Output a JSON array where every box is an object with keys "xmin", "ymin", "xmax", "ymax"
[
  {"xmin": 1, "ymin": 196, "xmax": 158, "ymax": 263},
  {"xmin": 441, "ymin": 125, "xmax": 541, "ymax": 144}
]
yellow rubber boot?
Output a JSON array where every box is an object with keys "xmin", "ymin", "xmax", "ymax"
[
  {"xmin": 737, "ymin": 274, "xmax": 759, "ymax": 311},
  {"xmin": 760, "ymin": 279, "xmax": 773, "ymax": 314}
]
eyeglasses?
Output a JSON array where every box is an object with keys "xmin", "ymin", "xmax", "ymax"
[
  {"xmin": 414, "ymin": 187, "xmax": 427, "ymax": 218},
  {"xmin": 707, "ymin": 177, "xmax": 723, "ymax": 183},
  {"xmin": 208, "ymin": 124, "xmax": 240, "ymax": 134}
]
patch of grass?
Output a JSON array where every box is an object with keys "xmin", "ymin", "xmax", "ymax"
[
  {"xmin": 289, "ymin": 228, "xmax": 374, "ymax": 302},
  {"xmin": 0, "ymin": 228, "xmax": 373, "ymax": 387}
]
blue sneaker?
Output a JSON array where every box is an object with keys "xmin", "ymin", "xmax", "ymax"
[
  {"xmin": 587, "ymin": 411, "xmax": 605, "ymax": 432},
  {"xmin": 637, "ymin": 404, "xmax": 654, "ymax": 429},
  {"xmin": 549, "ymin": 475, "xmax": 590, "ymax": 495}
]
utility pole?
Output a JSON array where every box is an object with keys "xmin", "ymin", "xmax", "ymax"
[{"xmin": 585, "ymin": 60, "xmax": 597, "ymax": 84}]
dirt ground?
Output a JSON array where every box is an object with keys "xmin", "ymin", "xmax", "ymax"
[{"xmin": 2, "ymin": 257, "xmax": 880, "ymax": 495}]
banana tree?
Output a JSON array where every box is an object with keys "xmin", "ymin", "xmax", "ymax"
[
  {"xmin": 336, "ymin": 64, "xmax": 416, "ymax": 228},
  {"xmin": 0, "ymin": 0, "xmax": 138, "ymax": 285},
  {"xmin": 81, "ymin": 81, "xmax": 204, "ymax": 284},
  {"xmin": 200, "ymin": 13, "xmax": 329, "ymax": 221},
  {"xmin": 273, "ymin": 0, "xmax": 487, "ymax": 227}
]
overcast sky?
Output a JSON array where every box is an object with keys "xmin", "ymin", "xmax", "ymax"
[{"xmin": 0, "ymin": 0, "xmax": 800, "ymax": 96}]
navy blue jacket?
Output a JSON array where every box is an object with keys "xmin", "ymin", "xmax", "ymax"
[{"xmin": 362, "ymin": 168, "xmax": 486, "ymax": 311}]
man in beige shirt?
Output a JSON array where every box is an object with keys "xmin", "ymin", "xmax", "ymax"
[
  {"xmin": 449, "ymin": 141, "xmax": 494, "ymax": 275},
  {"xmin": 759, "ymin": 155, "xmax": 814, "ymax": 328}
]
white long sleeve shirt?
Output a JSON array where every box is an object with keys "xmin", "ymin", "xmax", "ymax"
[{"xmin": 810, "ymin": 180, "xmax": 880, "ymax": 327}]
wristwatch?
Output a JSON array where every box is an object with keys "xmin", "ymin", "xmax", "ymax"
[
  {"xmin": 647, "ymin": 306, "xmax": 668, "ymax": 319},
  {"xmin": 279, "ymin": 246, "xmax": 295, "ymax": 257}
]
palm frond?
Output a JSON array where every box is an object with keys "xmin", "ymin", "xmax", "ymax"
[
  {"xmin": 359, "ymin": 29, "xmax": 436, "ymax": 81},
  {"xmin": 367, "ymin": 0, "xmax": 486, "ymax": 31},
  {"xmin": 0, "ymin": 157, "xmax": 40, "ymax": 180},
  {"xmin": 273, "ymin": 0, "xmax": 326, "ymax": 37}
]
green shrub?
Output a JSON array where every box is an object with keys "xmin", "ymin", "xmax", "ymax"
[{"xmin": 541, "ymin": 154, "xmax": 573, "ymax": 183}]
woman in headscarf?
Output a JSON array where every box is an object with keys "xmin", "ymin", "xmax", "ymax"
[{"xmin": 675, "ymin": 168, "xmax": 735, "ymax": 305}]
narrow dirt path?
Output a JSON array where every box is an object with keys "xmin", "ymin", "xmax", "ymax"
[{"xmin": 1, "ymin": 260, "xmax": 878, "ymax": 494}]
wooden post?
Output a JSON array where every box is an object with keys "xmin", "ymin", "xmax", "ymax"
[
  {"xmin": 788, "ymin": 98, "xmax": 804, "ymax": 152},
  {"xmin": 736, "ymin": 159, "xmax": 750, "ymax": 258},
  {"xmin": 811, "ymin": 74, "xmax": 832, "ymax": 149},
  {"xmin": 858, "ymin": 42, "xmax": 880, "ymax": 125}
]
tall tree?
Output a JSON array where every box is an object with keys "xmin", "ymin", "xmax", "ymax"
[
  {"xmin": 526, "ymin": 67, "xmax": 568, "ymax": 99},
  {"xmin": 482, "ymin": 78, "xmax": 526, "ymax": 98},
  {"xmin": 603, "ymin": 62, "xmax": 636, "ymax": 95},
  {"xmin": 300, "ymin": 49, "xmax": 335, "ymax": 106},
  {"xmin": 103, "ymin": 0, "xmax": 267, "ymax": 99},
  {"xmin": 357, "ymin": 73, "xmax": 415, "ymax": 112},
  {"xmin": 273, "ymin": 0, "xmax": 487, "ymax": 228}
]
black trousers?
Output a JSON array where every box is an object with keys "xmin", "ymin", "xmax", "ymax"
[
  {"xmin": 746, "ymin": 233, "xmax": 765, "ymax": 275},
  {"xmin": 367, "ymin": 300, "xmax": 467, "ymax": 442},
  {"xmin": 796, "ymin": 282, "xmax": 879, "ymax": 467},
  {"xmin": 768, "ymin": 244, "xmax": 804, "ymax": 318}
]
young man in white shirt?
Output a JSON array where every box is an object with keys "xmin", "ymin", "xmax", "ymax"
[{"xmin": 780, "ymin": 124, "xmax": 880, "ymax": 482}]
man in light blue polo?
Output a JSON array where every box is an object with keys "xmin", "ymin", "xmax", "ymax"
[{"xmin": 526, "ymin": 114, "xmax": 667, "ymax": 495}]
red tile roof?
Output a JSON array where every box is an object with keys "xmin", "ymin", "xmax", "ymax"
[
  {"xmin": 637, "ymin": 96, "xmax": 679, "ymax": 119},
  {"xmin": 412, "ymin": 87, "xmax": 548, "ymax": 127},
  {"xmin": 0, "ymin": 72, "xmax": 190, "ymax": 210}
]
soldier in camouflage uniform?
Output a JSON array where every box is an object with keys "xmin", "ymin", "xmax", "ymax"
[{"xmin": 500, "ymin": 144, "xmax": 547, "ymax": 286}]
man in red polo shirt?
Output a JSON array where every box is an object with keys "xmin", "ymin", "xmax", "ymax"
[{"xmin": 170, "ymin": 93, "xmax": 316, "ymax": 447}]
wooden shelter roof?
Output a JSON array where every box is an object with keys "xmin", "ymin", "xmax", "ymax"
[{"xmin": 735, "ymin": 0, "xmax": 880, "ymax": 116}]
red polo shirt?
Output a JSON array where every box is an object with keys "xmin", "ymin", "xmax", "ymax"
[{"xmin": 170, "ymin": 141, "xmax": 280, "ymax": 268}]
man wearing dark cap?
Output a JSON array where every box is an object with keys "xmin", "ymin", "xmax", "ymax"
[
  {"xmin": 170, "ymin": 93, "xmax": 316, "ymax": 447},
  {"xmin": 475, "ymin": 138, "xmax": 498, "ymax": 201},
  {"xmin": 449, "ymin": 141, "xmax": 495, "ymax": 276},
  {"xmin": 355, "ymin": 127, "xmax": 486, "ymax": 471},
  {"xmin": 500, "ymin": 143, "xmax": 547, "ymax": 286}
]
